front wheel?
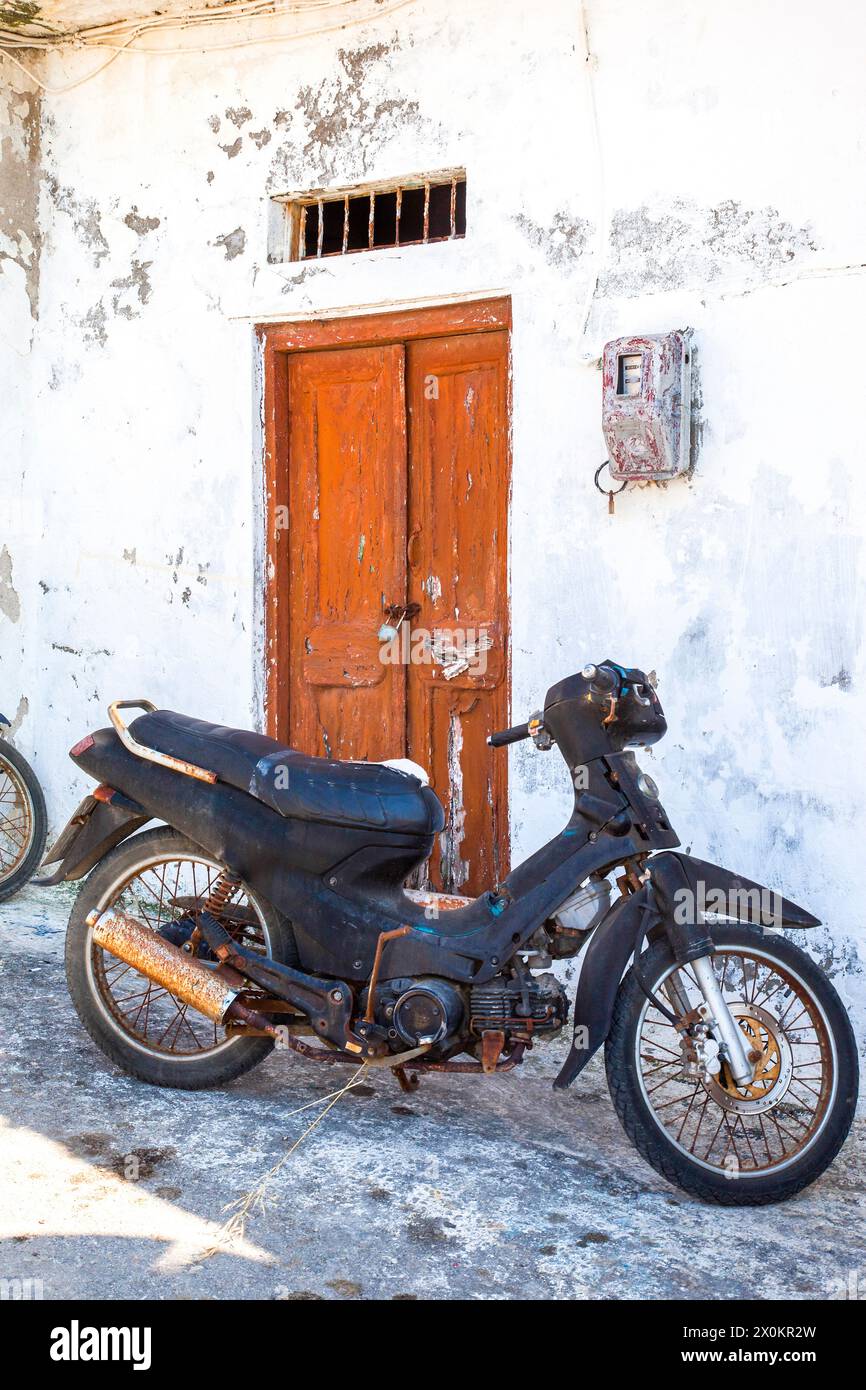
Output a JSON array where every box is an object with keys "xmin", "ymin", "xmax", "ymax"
[{"xmin": 605, "ymin": 923, "xmax": 859, "ymax": 1204}]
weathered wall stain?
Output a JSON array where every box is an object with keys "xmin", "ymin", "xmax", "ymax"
[
  {"xmin": 46, "ymin": 175, "xmax": 110, "ymax": 265},
  {"xmin": 0, "ymin": 545, "xmax": 21, "ymax": 623},
  {"xmin": 2, "ymin": 694, "xmax": 29, "ymax": 738},
  {"xmin": 512, "ymin": 210, "xmax": 593, "ymax": 271},
  {"xmin": 601, "ymin": 198, "xmax": 818, "ymax": 295},
  {"xmin": 78, "ymin": 300, "xmax": 108, "ymax": 347},
  {"xmin": 123, "ymin": 207, "xmax": 160, "ymax": 236},
  {"xmin": 0, "ymin": 2, "xmax": 40, "ymax": 27},
  {"xmin": 269, "ymin": 37, "xmax": 422, "ymax": 190},
  {"xmin": 214, "ymin": 226, "xmax": 246, "ymax": 260},
  {"xmin": 0, "ymin": 80, "xmax": 42, "ymax": 319},
  {"xmin": 110, "ymin": 257, "xmax": 153, "ymax": 317}
]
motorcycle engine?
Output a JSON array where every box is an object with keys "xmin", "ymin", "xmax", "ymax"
[
  {"xmin": 372, "ymin": 977, "xmax": 466, "ymax": 1052},
  {"xmin": 370, "ymin": 967, "xmax": 569, "ymax": 1057},
  {"xmin": 470, "ymin": 971, "xmax": 569, "ymax": 1038}
]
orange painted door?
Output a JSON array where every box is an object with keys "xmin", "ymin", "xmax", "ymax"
[
  {"xmin": 286, "ymin": 344, "xmax": 407, "ymax": 760},
  {"xmin": 279, "ymin": 315, "xmax": 509, "ymax": 894},
  {"xmin": 406, "ymin": 331, "xmax": 510, "ymax": 892}
]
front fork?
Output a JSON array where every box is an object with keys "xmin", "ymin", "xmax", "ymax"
[{"xmin": 690, "ymin": 953, "xmax": 752, "ymax": 1086}]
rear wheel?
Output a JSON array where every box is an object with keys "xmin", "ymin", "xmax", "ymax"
[
  {"xmin": 65, "ymin": 825, "xmax": 299, "ymax": 1090},
  {"xmin": 0, "ymin": 738, "xmax": 48, "ymax": 904},
  {"xmin": 605, "ymin": 923, "xmax": 859, "ymax": 1204}
]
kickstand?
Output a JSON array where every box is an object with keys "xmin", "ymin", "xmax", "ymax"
[{"xmin": 393, "ymin": 1065, "xmax": 420, "ymax": 1094}]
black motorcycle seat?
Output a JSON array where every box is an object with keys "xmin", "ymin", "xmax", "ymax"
[{"xmin": 128, "ymin": 710, "xmax": 445, "ymax": 835}]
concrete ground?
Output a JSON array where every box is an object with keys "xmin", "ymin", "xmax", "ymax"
[{"xmin": 0, "ymin": 881, "xmax": 863, "ymax": 1302}]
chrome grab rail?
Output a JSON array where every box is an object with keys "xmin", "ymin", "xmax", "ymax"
[{"xmin": 107, "ymin": 699, "xmax": 218, "ymax": 785}]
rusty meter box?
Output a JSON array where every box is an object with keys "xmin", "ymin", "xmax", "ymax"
[{"xmin": 602, "ymin": 330, "xmax": 692, "ymax": 481}]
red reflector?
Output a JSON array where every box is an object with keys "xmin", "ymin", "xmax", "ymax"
[
  {"xmin": 69, "ymin": 734, "xmax": 95, "ymax": 757},
  {"xmin": 92, "ymin": 784, "xmax": 116, "ymax": 803}
]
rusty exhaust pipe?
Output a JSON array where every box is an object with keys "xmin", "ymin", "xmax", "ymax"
[{"xmin": 86, "ymin": 907, "xmax": 278, "ymax": 1034}]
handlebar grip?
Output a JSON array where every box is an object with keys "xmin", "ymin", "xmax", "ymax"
[{"xmin": 487, "ymin": 722, "xmax": 531, "ymax": 748}]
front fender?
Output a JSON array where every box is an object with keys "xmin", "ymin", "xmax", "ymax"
[
  {"xmin": 553, "ymin": 890, "xmax": 650, "ymax": 1090},
  {"xmin": 650, "ymin": 852, "xmax": 821, "ymax": 937},
  {"xmin": 552, "ymin": 852, "xmax": 820, "ymax": 1091}
]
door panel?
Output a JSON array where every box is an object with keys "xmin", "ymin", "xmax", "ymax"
[
  {"xmin": 286, "ymin": 344, "xmax": 407, "ymax": 761},
  {"xmin": 267, "ymin": 304, "xmax": 511, "ymax": 899},
  {"xmin": 406, "ymin": 331, "xmax": 510, "ymax": 894}
]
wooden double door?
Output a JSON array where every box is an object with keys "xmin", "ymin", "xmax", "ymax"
[{"xmin": 261, "ymin": 299, "xmax": 511, "ymax": 894}]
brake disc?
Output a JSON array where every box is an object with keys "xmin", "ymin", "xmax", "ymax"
[{"xmin": 705, "ymin": 1001, "xmax": 794, "ymax": 1114}]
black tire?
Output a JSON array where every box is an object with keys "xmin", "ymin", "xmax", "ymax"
[
  {"xmin": 65, "ymin": 825, "xmax": 299, "ymax": 1090},
  {"xmin": 0, "ymin": 737, "xmax": 48, "ymax": 904},
  {"xmin": 605, "ymin": 923, "xmax": 859, "ymax": 1205}
]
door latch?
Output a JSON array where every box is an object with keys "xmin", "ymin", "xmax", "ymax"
[{"xmin": 377, "ymin": 602, "xmax": 421, "ymax": 643}]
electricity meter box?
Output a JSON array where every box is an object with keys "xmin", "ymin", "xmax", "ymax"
[{"xmin": 602, "ymin": 330, "xmax": 692, "ymax": 481}]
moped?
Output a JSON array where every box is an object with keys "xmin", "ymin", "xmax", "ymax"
[{"xmin": 41, "ymin": 660, "xmax": 858, "ymax": 1204}]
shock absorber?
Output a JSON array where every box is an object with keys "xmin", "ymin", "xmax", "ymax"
[
  {"xmin": 201, "ymin": 871, "xmax": 242, "ymax": 917},
  {"xmin": 183, "ymin": 871, "xmax": 243, "ymax": 956}
]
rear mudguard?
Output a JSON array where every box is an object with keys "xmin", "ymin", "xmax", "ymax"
[
  {"xmin": 553, "ymin": 850, "xmax": 821, "ymax": 1090},
  {"xmin": 34, "ymin": 792, "xmax": 150, "ymax": 885}
]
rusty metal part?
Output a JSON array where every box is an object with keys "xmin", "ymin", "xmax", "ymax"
[
  {"xmin": 223, "ymin": 997, "xmax": 281, "ymax": 1038},
  {"xmin": 87, "ymin": 906, "xmax": 241, "ymax": 1024},
  {"xmin": 201, "ymin": 871, "xmax": 242, "ymax": 916},
  {"xmin": 717, "ymin": 1009, "xmax": 785, "ymax": 1101},
  {"xmin": 403, "ymin": 888, "xmax": 471, "ymax": 913},
  {"xmin": 363, "ymin": 924, "xmax": 412, "ymax": 1023},
  {"xmin": 394, "ymin": 1065, "xmax": 420, "ymax": 1093},
  {"xmin": 602, "ymin": 695, "xmax": 618, "ymax": 727},
  {"xmin": 481, "ymin": 1029, "xmax": 506, "ymax": 1073},
  {"xmin": 170, "ymin": 893, "xmax": 258, "ymax": 925},
  {"xmin": 268, "ymin": 1030, "xmax": 526, "ymax": 1076},
  {"xmin": 413, "ymin": 1041, "xmax": 527, "ymax": 1074},
  {"xmin": 616, "ymin": 856, "xmax": 650, "ymax": 899},
  {"xmin": 107, "ymin": 699, "xmax": 217, "ymax": 784}
]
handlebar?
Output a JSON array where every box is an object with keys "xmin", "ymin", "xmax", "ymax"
[{"xmin": 487, "ymin": 722, "xmax": 531, "ymax": 748}]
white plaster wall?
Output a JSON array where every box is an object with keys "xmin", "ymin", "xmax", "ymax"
[{"xmin": 1, "ymin": 0, "xmax": 865, "ymax": 1043}]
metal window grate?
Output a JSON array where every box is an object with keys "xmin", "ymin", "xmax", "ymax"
[{"xmin": 287, "ymin": 172, "xmax": 466, "ymax": 261}]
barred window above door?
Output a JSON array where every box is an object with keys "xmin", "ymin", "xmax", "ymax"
[{"xmin": 272, "ymin": 171, "xmax": 467, "ymax": 263}]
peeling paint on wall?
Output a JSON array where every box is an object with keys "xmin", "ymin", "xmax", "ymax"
[
  {"xmin": 513, "ymin": 210, "xmax": 593, "ymax": 271},
  {"xmin": 46, "ymin": 176, "xmax": 110, "ymax": 265},
  {"xmin": 213, "ymin": 226, "xmax": 246, "ymax": 260},
  {"xmin": 440, "ymin": 710, "xmax": 469, "ymax": 892},
  {"xmin": 0, "ymin": 546, "xmax": 21, "ymax": 623},
  {"xmin": 110, "ymin": 258, "xmax": 153, "ymax": 316},
  {"xmin": 601, "ymin": 198, "xmax": 818, "ymax": 295},
  {"xmin": 123, "ymin": 207, "xmax": 160, "ymax": 236},
  {"xmin": 269, "ymin": 37, "xmax": 423, "ymax": 190},
  {"xmin": 2, "ymin": 695, "xmax": 29, "ymax": 738},
  {"xmin": 0, "ymin": 79, "xmax": 42, "ymax": 320}
]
